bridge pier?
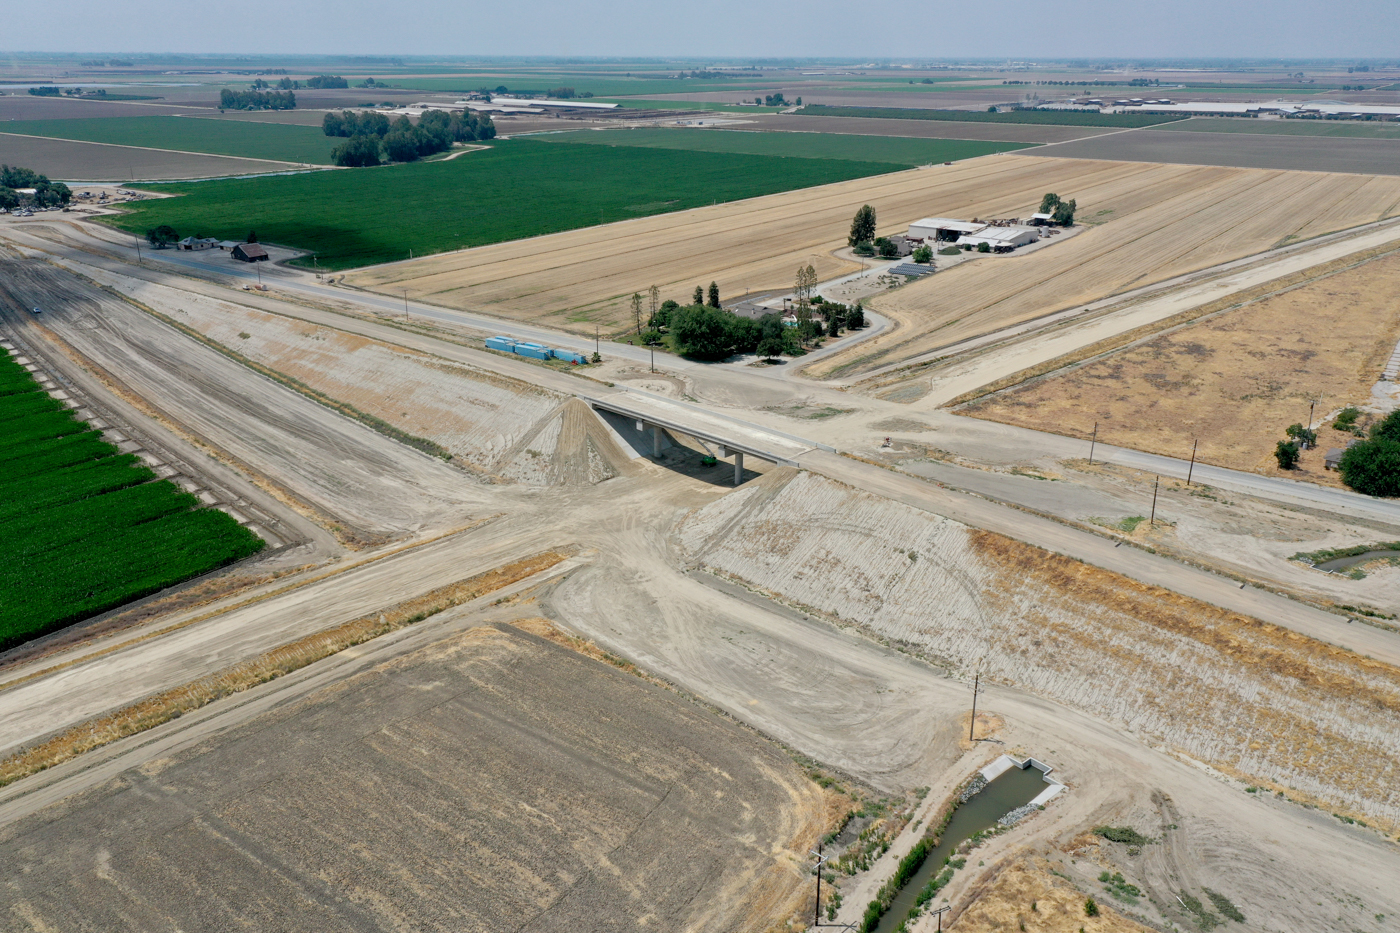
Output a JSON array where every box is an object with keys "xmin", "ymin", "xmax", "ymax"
[{"xmin": 734, "ymin": 452, "xmax": 743, "ymax": 486}]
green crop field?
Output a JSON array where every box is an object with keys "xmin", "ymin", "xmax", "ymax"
[
  {"xmin": 106, "ymin": 138, "xmax": 912, "ymax": 270},
  {"xmin": 533, "ymin": 127, "xmax": 1034, "ymax": 165},
  {"xmin": 0, "ymin": 349, "xmax": 264, "ymax": 649},
  {"xmin": 1160, "ymin": 117, "xmax": 1400, "ymax": 139},
  {"xmin": 0, "ymin": 116, "xmax": 339, "ymax": 164},
  {"xmin": 798, "ymin": 105, "xmax": 1189, "ymax": 128}
]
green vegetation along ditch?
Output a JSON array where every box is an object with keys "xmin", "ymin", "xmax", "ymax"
[
  {"xmin": 0, "ymin": 348, "xmax": 264, "ymax": 648},
  {"xmin": 799, "ymin": 105, "xmax": 1187, "ymax": 128},
  {"xmin": 106, "ymin": 138, "xmax": 913, "ymax": 270},
  {"xmin": 535, "ymin": 127, "xmax": 1032, "ymax": 166},
  {"xmin": 0, "ymin": 116, "xmax": 340, "ymax": 165}
]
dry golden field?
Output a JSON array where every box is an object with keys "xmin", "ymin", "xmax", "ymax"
[
  {"xmin": 963, "ymin": 248, "xmax": 1400, "ymax": 482},
  {"xmin": 347, "ymin": 155, "xmax": 1400, "ymax": 362}
]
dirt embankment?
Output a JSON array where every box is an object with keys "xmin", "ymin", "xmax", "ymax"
[
  {"xmin": 679, "ymin": 470, "xmax": 1400, "ymax": 833},
  {"xmin": 964, "ymin": 247, "xmax": 1400, "ymax": 484}
]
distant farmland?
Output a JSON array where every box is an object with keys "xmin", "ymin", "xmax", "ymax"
[
  {"xmin": 0, "ymin": 349, "xmax": 264, "ymax": 648},
  {"xmin": 107, "ymin": 139, "xmax": 912, "ymax": 269},
  {"xmin": 799, "ymin": 105, "xmax": 1188, "ymax": 128},
  {"xmin": 0, "ymin": 116, "xmax": 339, "ymax": 164},
  {"xmin": 533, "ymin": 127, "xmax": 1033, "ymax": 165}
]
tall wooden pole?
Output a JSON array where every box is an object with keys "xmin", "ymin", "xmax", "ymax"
[
  {"xmin": 813, "ymin": 842, "xmax": 822, "ymax": 927},
  {"xmin": 969, "ymin": 672, "xmax": 979, "ymax": 742},
  {"xmin": 1187, "ymin": 439, "xmax": 1198, "ymax": 487},
  {"xmin": 1150, "ymin": 476, "xmax": 1160, "ymax": 526},
  {"xmin": 1088, "ymin": 422, "xmax": 1098, "ymax": 465}
]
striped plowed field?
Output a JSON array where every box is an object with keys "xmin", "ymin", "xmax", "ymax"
[{"xmin": 347, "ymin": 155, "xmax": 1400, "ymax": 375}]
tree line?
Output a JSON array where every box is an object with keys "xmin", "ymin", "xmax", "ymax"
[
  {"xmin": 0, "ymin": 165, "xmax": 71, "ymax": 210},
  {"xmin": 219, "ymin": 88, "xmax": 296, "ymax": 111},
  {"xmin": 323, "ymin": 109, "xmax": 496, "ymax": 167}
]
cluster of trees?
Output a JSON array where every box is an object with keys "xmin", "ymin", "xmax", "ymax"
[
  {"xmin": 632, "ymin": 267, "xmax": 866, "ymax": 361},
  {"xmin": 755, "ymin": 93, "xmax": 794, "ymax": 106},
  {"xmin": 325, "ymin": 109, "xmax": 496, "ymax": 167},
  {"xmin": 1039, "ymin": 192, "xmax": 1077, "ymax": 225},
  {"xmin": 848, "ymin": 204, "xmax": 877, "ymax": 248},
  {"xmin": 0, "ymin": 165, "xmax": 71, "ymax": 209},
  {"xmin": 306, "ymin": 75, "xmax": 349, "ymax": 89},
  {"xmin": 145, "ymin": 225, "xmax": 179, "ymax": 248},
  {"xmin": 219, "ymin": 88, "xmax": 295, "ymax": 111},
  {"xmin": 27, "ymin": 87, "xmax": 60, "ymax": 97},
  {"xmin": 1338, "ymin": 411, "xmax": 1400, "ymax": 497}
]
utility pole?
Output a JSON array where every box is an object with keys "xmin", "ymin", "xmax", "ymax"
[
  {"xmin": 1150, "ymin": 475, "xmax": 1160, "ymax": 526},
  {"xmin": 133, "ymin": 233, "xmax": 142, "ymax": 264},
  {"xmin": 930, "ymin": 905, "xmax": 951, "ymax": 931},
  {"xmin": 1088, "ymin": 422, "xmax": 1098, "ymax": 465},
  {"xmin": 1308, "ymin": 398, "xmax": 1316, "ymax": 433},
  {"xmin": 595, "ymin": 325, "xmax": 600, "ymax": 358},
  {"xmin": 1186, "ymin": 439, "xmax": 1198, "ymax": 487},
  {"xmin": 969, "ymin": 672, "xmax": 980, "ymax": 742},
  {"xmin": 403, "ymin": 289, "xmax": 409, "ymax": 320},
  {"xmin": 650, "ymin": 345, "xmax": 655, "ymax": 373},
  {"xmin": 812, "ymin": 843, "xmax": 827, "ymax": 928}
]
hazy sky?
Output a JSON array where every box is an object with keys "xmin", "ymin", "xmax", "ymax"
[{"xmin": 21, "ymin": 0, "xmax": 1400, "ymax": 59}]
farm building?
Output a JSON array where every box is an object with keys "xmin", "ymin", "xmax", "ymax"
[
  {"xmin": 178, "ymin": 236, "xmax": 219, "ymax": 251},
  {"xmin": 232, "ymin": 243, "xmax": 269, "ymax": 263},
  {"xmin": 956, "ymin": 226, "xmax": 1040, "ymax": 250},
  {"xmin": 907, "ymin": 218, "xmax": 985, "ymax": 242}
]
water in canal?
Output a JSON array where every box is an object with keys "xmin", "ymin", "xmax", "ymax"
[
  {"xmin": 1315, "ymin": 549, "xmax": 1400, "ymax": 572},
  {"xmin": 871, "ymin": 763, "xmax": 1048, "ymax": 933}
]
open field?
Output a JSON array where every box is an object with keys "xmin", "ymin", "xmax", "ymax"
[
  {"xmin": 798, "ymin": 106, "xmax": 1188, "ymax": 128},
  {"xmin": 0, "ymin": 95, "xmax": 195, "ymax": 121},
  {"xmin": 0, "ymin": 620, "xmax": 828, "ymax": 932},
  {"xmin": 107, "ymin": 139, "xmax": 906, "ymax": 270},
  {"xmin": 1164, "ymin": 116, "xmax": 1400, "ymax": 139},
  {"xmin": 1024, "ymin": 129, "xmax": 1400, "ymax": 175},
  {"xmin": 391, "ymin": 74, "xmax": 771, "ymax": 96},
  {"xmin": 0, "ymin": 348, "xmax": 263, "ymax": 647},
  {"xmin": 0, "ymin": 257, "xmax": 486, "ymax": 541},
  {"xmin": 0, "ymin": 116, "xmax": 339, "ymax": 164},
  {"xmin": 346, "ymin": 153, "xmax": 1400, "ymax": 348},
  {"xmin": 533, "ymin": 126, "xmax": 1034, "ymax": 164},
  {"xmin": 677, "ymin": 470, "xmax": 1400, "ymax": 831},
  {"xmin": 961, "ymin": 248, "xmax": 1400, "ymax": 485},
  {"xmin": 822, "ymin": 158, "xmax": 1400, "ymax": 376},
  {"xmin": 0, "ymin": 132, "xmax": 302, "ymax": 181},
  {"xmin": 737, "ymin": 113, "xmax": 1114, "ymax": 143}
]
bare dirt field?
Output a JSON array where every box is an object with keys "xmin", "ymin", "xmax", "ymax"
[
  {"xmin": 736, "ymin": 113, "xmax": 1109, "ymax": 144},
  {"xmin": 0, "ymin": 132, "xmax": 302, "ymax": 181},
  {"xmin": 827, "ymin": 159, "xmax": 1400, "ymax": 377},
  {"xmin": 0, "ymin": 95, "xmax": 192, "ymax": 121},
  {"xmin": 677, "ymin": 470, "xmax": 1400, "ymax": 832},
  {"xmin": 1024, "ymin": 128, "xmax": 1400, "ymax": 175},
  {"xmin": 347, "ymin": 155, "xmax": 1400, "ymax": 363},
  {"xmin": 0, "ymin": 620, "xmax": 828, "ymax": 933},
  {"xmin": 0, "ymin": 256, "xmax": 485, "ymax": 541},
  {"xmin": 962, "ymin": 248, "xmax": 1400, "ymax": 484}
]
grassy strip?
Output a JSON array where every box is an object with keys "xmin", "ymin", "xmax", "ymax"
[
  {"xmin": 942, "ymin": 238, "xmax": 1400, "ymax": 409},
  {"xmin": 102, "ymin": 139, "xmax": 906, "ymax": 271},
  {"xmin": 799, "ymin": 105, "xmax": 1186, "ymax": 128},
  {"xmin": 0, "ymin": 549, "xmax": 571, "ymax": 790},
  {"xmin": 1292, "ymin": 542, "xmax": 1400, "ymax": 564}
]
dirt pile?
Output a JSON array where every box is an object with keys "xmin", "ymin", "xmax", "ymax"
[
  {"xmin": 679, "ymin": 471, "xmax": 1400, "ymax": 831},
  {"xmin": 500, "ymin": 398, "xmax": 635, "ymax": 486}
]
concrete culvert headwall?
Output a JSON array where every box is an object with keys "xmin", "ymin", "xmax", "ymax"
[{"xmin": 499, "ymin": 398, "xmax": 637, "ymax": 486}]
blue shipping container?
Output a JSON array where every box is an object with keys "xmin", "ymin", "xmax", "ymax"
[
  {"xmin": 552, "ymin": 349, "xmax": 588, "ymax": 365},
  {"xmin": 515, "ymin": 345, "xmax": 552, "ymax": 361},
  {"xmin": 485, "ymin": 336, "xmax": 516, "ymax": 352}
]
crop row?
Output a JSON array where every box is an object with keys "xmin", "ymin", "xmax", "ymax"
[
  {"xmin": 2, "ymin": 481, "xmax": 201, "ymax": 562},
  {"xmin": 0, "ymin": 392, "xmax": 64, "ymax": 423},
  {"xmin": 0, "ymin": 409, "xmax": 95, "ymax": 452},
  {"xmin": 0, "ymin": 509, "xmax": 265, "ymax": 648},
  {"xmin": 0, "ymin": 430, "xmax": 114, "ymax": 474},
  {"xmin": 0, "ymin": 455, "xmax": 154, "ymax": 524}
]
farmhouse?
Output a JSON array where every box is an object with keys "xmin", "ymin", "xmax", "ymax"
[
  {"xmin": 232, "ymin": 243, "xmax": 269, "ymax": 263},
  {"xmin": 178, "ymin": 236, "xmax": 219, "ymax": 251}
]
